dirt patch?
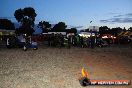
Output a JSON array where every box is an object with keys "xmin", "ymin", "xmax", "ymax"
[{"xmin": 0, "ymin": 46, "xmax": 131, "ymax": 88}]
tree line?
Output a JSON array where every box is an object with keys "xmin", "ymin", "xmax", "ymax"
[
  {"xmin": 81, "ymin": 26, "xmax": 132, "ymax": 36},
  {"xmin": 0, "ymin": 7, "xmax": 77, "ymax": 36},
  {"xmin": 0, "ymin": 7, "xmax": 132, "ymax": 36}
]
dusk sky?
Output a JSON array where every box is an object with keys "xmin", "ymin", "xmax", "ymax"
[{"xmin": 0, "ymin": 0, "xmax": 132, "ymax": 29}]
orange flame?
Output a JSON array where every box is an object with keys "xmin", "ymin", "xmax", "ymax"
[{"xmin": 81, "ymin": 68, "xmax": 89, "ymax": 77}]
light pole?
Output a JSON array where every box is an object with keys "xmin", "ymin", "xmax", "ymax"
[{"xmin": 89, "ymin": 21, "xmax": 92, "ymax": 37}]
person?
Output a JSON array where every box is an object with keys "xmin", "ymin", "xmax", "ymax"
[
  {"xmin": 73, "ymin": 36, "xmax": 76, "ymax": 46},
  {"xmin": 17, "ymin": 34, "xmax": 26, "ymax": 48},
  {"xmin": 83, "ymin": 37, "xmax": 87, "ymax": 48},
  {"xmin": 68, "ymin": 36, "xmax": 72, "ymax": 48},
  {"xmin": 60, "ymin": 34, "xmax": 64, "ymax": 47},
  {"xmin": 48, "ymin": 34, "xmax": 51, "ymax": 46},
  {"xmin": 96, "ymin": 37, "xmax": 103, "ymax": 47},
  {"xmin": 55, "ymin": 33, "xmax": 60, "ymax": 47},
  {"xmin": 80, "ymin": 37, "xmax": 84, "ymax": 48},
  {"xmin": 50, "ymin": 33, "xmax": 54, "ymax": 46},
  {"xmin": 31, "ymin": 41, "xmax": 38, "ymax": 50},
  {"xmin": 57, "ymin": 33, "xmax": 63, "ymax": 48},
  {"xmin": 75, "ymin": 35, "xmax": 80, "ymax": 47},
  {"xmin": 64, "ymin": 36, "xmax": 69, "ymax": 48},
  {"xmin": 90, "ymin": 36, "xmax": 95, "ymax": 49},
  {"xmin": 87, "ymin": 37, "xmax": 90, "ymax": 48}
]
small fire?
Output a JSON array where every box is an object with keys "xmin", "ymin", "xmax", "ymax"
[
  {"xmin": 81, "ymin": 67, "xmax": 89, "ymax": 78},
  {"xmin": 79, "ymin": 68, "xmax": 91, "ymax": 86},
  {"xmin": 79, "ymin": 68, "xmax": 130, "ymax": 86}
]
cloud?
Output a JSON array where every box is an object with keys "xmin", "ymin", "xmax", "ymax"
[
  {"xmin": 113, "ymin": 13, "xmax": 132, "ymax": 17},
  {"xmin": 100, "ymin": 19, "xmax": 109, "ymax": 22},
  {"xmin": 100, "ymin": 13, "xmax": 132, "ymax": 23},
  {"xmin": 113, "ymin": 15, "xmax": 124, "ymax": 17},
  {"xmin": 126, "ymin": 13, "xmax": 132, "ymax": 17},
  {"xmin": 0, "ymin": 17, "xmax": 15, "ymax": 19},
  {"xmin": 73, "ymin": 26, "xmax": 83, "ymax": 28},
  {"xmin": 67, "ymin": 25, "xmax": 83, "ymax": 29},
  {"xmin": 107, "ymin": 12, "xmax": 121, "ymax": 15}
]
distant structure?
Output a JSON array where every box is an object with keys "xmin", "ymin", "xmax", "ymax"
[
  {"xmin": 118, "ymin": 31, "xmax": 132, "ymax": 40},
  {"xmin": 0, "ymin": 29, "xmax": 15, "ymax": 36},
  {"xmin": 89, "ymin": 26, "xmax": 99, "ymax": 32},
  {"xmin": 79, "ymin": 32, "xmax": 95, "ymax": 38}
]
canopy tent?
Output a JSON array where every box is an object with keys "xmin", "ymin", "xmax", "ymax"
[
  {"xmin": 79, "ymin": 32, "xmax": 95, "ymax": 38},
  {"xmin": 118, "ymin": 31, "xmax": 132, "ymax": 36},
  {"xmin": 101, "ymin": 34, "xmax": 116, "ymax": 39}
]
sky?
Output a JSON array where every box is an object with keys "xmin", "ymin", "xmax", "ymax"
[{"xmin": 0, "ymin": 0, "xmax": 132, "ymax": 29}]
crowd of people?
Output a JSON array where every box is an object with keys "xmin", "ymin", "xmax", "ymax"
[
  {"xmin": 42, "ymin": 33, "xmax": 99, "ymax": 49},
  {"xmin": 1, "ymin": 33, "xmax": 111, "ymax": 51}
]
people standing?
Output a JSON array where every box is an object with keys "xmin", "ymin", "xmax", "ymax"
[
  {"xmin": 90, "ymin": 36, "xmax": 95, "ymax": 49},
  {"xmin": 80, "ymin": 37, "xmax": 84, "ymax": 48}
]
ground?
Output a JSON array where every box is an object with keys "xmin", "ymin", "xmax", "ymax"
[{"xmin": 0, "ymin": 45, "xmax": 132, "ymax": 88}]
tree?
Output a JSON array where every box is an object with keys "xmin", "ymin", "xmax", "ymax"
[
  {"xmin": 123, "ymin": 27, "xmax": 126, "ymax": 32},
  {"xmin": 128, "ymin": 27, "xmax": 132, "ymax": 32},
  {"xmin": 52, "ymin": 22, "xmax": 67, "ymax": 32},
  {"xmin": 67, "ymin": 28, "xmax": 77, "ymax": 34},
  {"xmin": 110, "ymin": 27, "xmax": 123, "ymax": 36},
  {"xmin": 38, "ymin": 21, "xmax": 51, "ymax": 33},
  {"xmin": 80, "ymin": 30, "xmax": 85, "ymax": 32},
  {"xmin": 85, "ymin": 28, "xmax": 89, "ymax": 32},
  {"xmin": 70, "ymin": 28, "xmax": 77, "ymax": 34},
  {"xmin": 0, "ymin": 19, "xmax": 15, "ymax": 30},
  {"xmin": 14, "ymin": 7, "xmax": 37, "ymax": 36},
  {"xmin": 80, "ymin": 28, "xmax": 89, "ymax": 32},
  {"xmin": 99, "ymin": 26, "xmax": 110, "ymax": 34}
]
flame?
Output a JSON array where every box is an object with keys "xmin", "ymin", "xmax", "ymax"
[{"xmin": 81, "ymin": 68, "xmax": 89, "ymax": 77}]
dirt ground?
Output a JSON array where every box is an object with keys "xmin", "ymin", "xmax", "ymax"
[{"xmin": 0, "ymin": 45, "xmax": 132, "ymax": 88}]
